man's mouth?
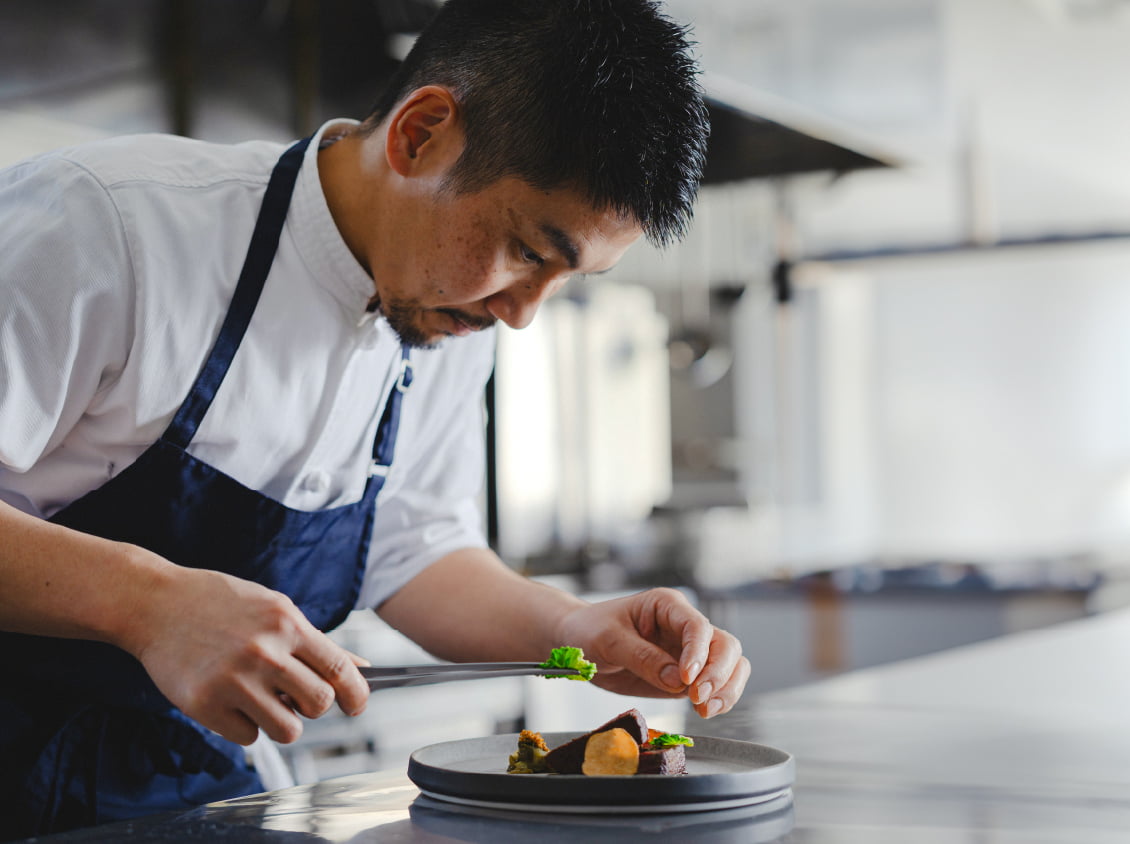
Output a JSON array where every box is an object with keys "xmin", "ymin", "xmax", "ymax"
[{"xmin": 439, "ymin": 309, "xmax": 495, "ymax": 336}]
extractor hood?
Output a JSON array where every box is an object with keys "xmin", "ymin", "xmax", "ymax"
[{"xmin": 701, "ymin": 72, "xmax": 900, "ymax": 184}]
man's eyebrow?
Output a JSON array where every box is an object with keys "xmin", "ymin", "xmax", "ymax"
[{"xmin": 539, "ymin": 223, "xmax": 580, "ymax": 270}]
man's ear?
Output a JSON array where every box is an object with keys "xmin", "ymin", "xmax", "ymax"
[{"xmin": 385, "ymin": 86, "xmax": 460, "ymax": 176}]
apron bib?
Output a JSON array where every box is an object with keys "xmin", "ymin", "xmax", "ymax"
[{"xmin": 0, "ymin": 137, "xmax": 412, "ymax": 838}]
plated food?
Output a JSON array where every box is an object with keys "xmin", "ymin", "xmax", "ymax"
[
  {"xmin": 507, "ymin": 708, "xmax": 694, "ymax": 777},
  {"xmin": 408, "ymin": 730, "xmax": 796, "ymax": 814}
]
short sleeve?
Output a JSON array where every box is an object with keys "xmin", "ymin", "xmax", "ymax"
[{"xmin": 0, "ymin": 154, "xmax": 134, "ymax": 472}]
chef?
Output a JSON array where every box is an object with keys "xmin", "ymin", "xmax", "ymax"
[{"xmin": 0, "ymin": 0, "xmax": 750, "ymax": 837}]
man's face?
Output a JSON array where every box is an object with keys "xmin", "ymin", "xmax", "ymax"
[{"xmin": 373, "ymin": 175, "xmax": 643, "ymax": 349}]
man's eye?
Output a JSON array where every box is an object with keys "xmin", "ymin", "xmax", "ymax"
[{"xmin": 519, "ymin": 243, "xmax": 545, "ymax": 266}]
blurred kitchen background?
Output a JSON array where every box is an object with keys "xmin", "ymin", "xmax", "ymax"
[{"xmin": 5, "ymin": 0, "xmax": 1130, "ymax": 785}]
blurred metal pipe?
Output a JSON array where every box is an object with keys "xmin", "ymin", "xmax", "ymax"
[{"xmin": 158, "ymin": 0, "xmax": 195, "ymax": 137}]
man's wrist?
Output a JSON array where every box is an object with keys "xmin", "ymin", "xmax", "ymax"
[
  {"xmin": 542, "ymin": 588, "xmax": 590, "ymax": 654},
  {"xmin": 98, "ymin": 543, "xmax": 180, "ymax": 658}
]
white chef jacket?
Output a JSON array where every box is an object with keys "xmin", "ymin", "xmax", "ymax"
[{"xmin": 0, "ymin": 119, "xmax": 495, "ymax": 610}]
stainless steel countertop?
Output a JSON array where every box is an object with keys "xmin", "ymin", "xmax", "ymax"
[{"xmin": 26, "ymin": 607, "xmax": 1130, "ymax": 842}]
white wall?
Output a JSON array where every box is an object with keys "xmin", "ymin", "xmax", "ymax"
[{"xmin": 868, "ymin": 240, "xmax": 1130, "ymax": 563}]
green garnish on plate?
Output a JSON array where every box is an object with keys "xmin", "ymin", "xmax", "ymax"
[
  {"xmin": 649, "ymin": 733, "xmax": 694, "ymax": 747},
  {"xmin": 538, "ymin": 646, "xmax": 597, "ymax": 681}
]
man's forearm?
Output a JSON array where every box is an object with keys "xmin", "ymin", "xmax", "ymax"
[
  {"xmin": 0, "ymin": 498, "xmax": 170, "ymax": 653},
  {"xmin": 0, "ymin": 498, "xmax": 374, "ymax": 744},
  {"xmin": 376, "ymin": 547, "xmax": 589, "ymax": 663}
]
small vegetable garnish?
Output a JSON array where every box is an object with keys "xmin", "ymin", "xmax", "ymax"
[
  {"xmin": 648, "ymin": 733, "xmax": 694, "ymax": 747},
  {"xmin": 507, "ymin": 730, "xmax": 550, "ymax": 773},
  {"xmin": 538, "ymin": 646, "xmax": 597, "ymax": 681}
]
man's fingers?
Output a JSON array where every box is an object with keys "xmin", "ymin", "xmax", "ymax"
[
  {"xmin": 294, "ymin": 634, "xmax": 370, "ymax": 717},
  {"xmin": 598, "ymin": 596, "xmax": 693, "ymax": 694},
  {"xmin": 275, "ymin": 659, "xmax": 339, "ymax": 720},
  {"xmin": 612, "ymin": 638, "xmax": 689, "ymax": 694},
  {"xmin": 348, "ymin": 650, "xmax": 372, "ymax": 667},
  {"xmin": 644, "ymin": 588, "xmax": 714, "ymax": 686},
  {"xmin": 236, "ymin": 688, "xmax": 307, "ymax": 744},
  {"xmin": 669, "ymin": 603, "xmax": 715, "ymax": 685},
  {"xmin": 637, "ymin": 589, "xmax": 748, "ymax": 712},
  {"xmin": 557, "ymin": 586, "xmax": 750, "ymax": 712},
  {"xmin": 134, "ymin": 570, "xmax": 373, "ymax": 748},
  {"xmin": 686, "ymin": 629, "xmax": 747, "ymax": 716},
  {"xmin": 205, "ymin": 707, "xmax": 265, "ymax": 747},
  {"xmin": 692, "ymin": 654, "xmax": 751, "ymax": 719}
]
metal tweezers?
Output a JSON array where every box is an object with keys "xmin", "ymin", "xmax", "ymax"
[{"xmin": 360, "ymin": 662, "xmax": 581, "ymax": 690}]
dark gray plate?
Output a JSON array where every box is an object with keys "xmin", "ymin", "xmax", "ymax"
[{"xmin": 406, "ymin": 732, "xmax": 795, "ymax": 814}]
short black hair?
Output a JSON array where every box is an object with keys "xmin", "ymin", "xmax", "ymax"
[{"xmin": 362, "ymin": 0, "xmax": 709, "ymax": 248}]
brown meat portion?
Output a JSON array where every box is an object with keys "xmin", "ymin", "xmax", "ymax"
[
  {"xmin": 545, "ymin": 709, "xmax": 649, "ymax": 774},
  {"xmin": 637, "ymin": 743, "xmax": 687, "ymax": 775}
]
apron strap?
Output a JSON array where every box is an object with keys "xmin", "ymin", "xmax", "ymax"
[
  {"xmin": 163, "ymin": 137, "xmax": 311, "ymax": 448},
  {"xmin": 368, "ymin": 344, "xmax": 413, "ymax": 488}
]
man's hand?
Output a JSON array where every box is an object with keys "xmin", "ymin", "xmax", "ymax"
[
  {"xmin": 125, "ymin": 564, "xmax": 370, "ymax": 746},
  {"xmin": 555, "ymin": 587, "xmax": 750, "ymax": 718},
  {"xmin": 379, "ymin": 550, "xmax": 750, "ymax": 718},
  {"xmin": 0, "ymin": 502, "xmax": 368, "ymax": 746}
]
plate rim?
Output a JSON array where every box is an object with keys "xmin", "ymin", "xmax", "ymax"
[{"xmin": 416, "ymin": 786, "xmax": 795, "ymax": 815}]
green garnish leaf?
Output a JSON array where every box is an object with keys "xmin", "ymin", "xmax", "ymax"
[
  {"xmin": 649, "ymin": 733, "xmax": 694, "ymax": 747},
  {"xmin": 538, "ymin": 646, "xmax": 597, "ymax": 681}
]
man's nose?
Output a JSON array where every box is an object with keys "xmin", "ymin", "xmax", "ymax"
[{"xmin": 485, "ymin": 272, "xmax": 568, "ymax": 330}]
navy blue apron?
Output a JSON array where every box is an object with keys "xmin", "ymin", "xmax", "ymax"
[{"xmin": 0, "ymin": 138, "xmax": 413, "ymax": 840}]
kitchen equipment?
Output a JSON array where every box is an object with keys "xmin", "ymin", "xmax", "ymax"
[
  {"xmin": 361, "ymin": 662, "xmax": 581, "ymax": 690},
  {"xmin": 667, "ymin": 195, "xmax": 736, "ymax": 391}
]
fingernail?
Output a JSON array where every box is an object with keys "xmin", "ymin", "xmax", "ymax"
[
  {"xmin": 693, "ymin": 682, "xmax": 713, "ymax": 705},
  {"xmin": 686, "ymin": 662, "xmax": 702, "ymax": 682},
  {"xmin": 660, "ymin": 664, "xmax": 683, "ymax": 690},
  {"xmin": 705, "ymin": 698, "xmax": 723, "ymax": 718}
]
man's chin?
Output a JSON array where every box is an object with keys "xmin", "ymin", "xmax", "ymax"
[
  {"xmin": 381, "ymin": 310, "xmax": 443, "ymax": 350},
  {"xmin": 382, "ymin": 303, "xmax": 491, "ymax": 350}
]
